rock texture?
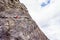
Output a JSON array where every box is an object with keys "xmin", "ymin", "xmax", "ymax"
[{"xmin": 0, "ymin": 0, "xmax": 49, "ymax": 40}]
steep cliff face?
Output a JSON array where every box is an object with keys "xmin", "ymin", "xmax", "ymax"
[{"xmin": 0, "ymin": 0, "xmax": 49, "ymax": 40}]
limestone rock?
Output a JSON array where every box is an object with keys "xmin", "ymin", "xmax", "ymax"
[{"xmin": 0, "ymin": 0, "xmax": 49, "ymax": 40}]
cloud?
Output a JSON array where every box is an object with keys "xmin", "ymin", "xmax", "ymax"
[{"xmin": 20, "ymin": 0, "xmax": 60, "ymax": 40}]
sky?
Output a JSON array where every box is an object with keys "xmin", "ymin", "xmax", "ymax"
[{"xmin": 20, "ymin": 0, "xmax": 60, "ymax": 40}]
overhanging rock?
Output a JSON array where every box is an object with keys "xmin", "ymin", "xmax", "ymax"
[{"xmin": 0, "ymin": 0, "xmax": 49, "ymax": 40}]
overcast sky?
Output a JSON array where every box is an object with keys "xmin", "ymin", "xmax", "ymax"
[{"xmin": 20, "ymin": 0, "xmax": 60, "ymax": 40}]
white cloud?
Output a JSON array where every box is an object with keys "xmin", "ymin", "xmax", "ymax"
[{"xmin": 20, "ymin": 0, "xmax": 60, "ymax": 40}]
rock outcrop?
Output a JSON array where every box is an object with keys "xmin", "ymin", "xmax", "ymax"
[{"xmin": 0, "ymin": 0, "xmax": 49, "ymax": 40}]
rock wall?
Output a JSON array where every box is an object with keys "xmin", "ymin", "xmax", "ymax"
[{"xmin": 0, "ymin": 0, "xmax": 49, "ymax": 40}]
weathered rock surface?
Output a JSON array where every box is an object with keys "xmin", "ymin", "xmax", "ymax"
[{"xmin": 0, "ymin": 0, "xmax": 49, "ymax": 40}]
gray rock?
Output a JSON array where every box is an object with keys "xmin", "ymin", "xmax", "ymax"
[{"xmin": 0, "ymin": 0, "xmax": 49, "ymax": 40}]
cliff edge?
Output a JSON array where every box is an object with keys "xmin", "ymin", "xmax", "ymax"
[{"xmin": 0, "ymin": 0, "xmax": 49, "ymax": 40}]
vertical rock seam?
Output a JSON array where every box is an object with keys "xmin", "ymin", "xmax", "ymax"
[{"xmin": 0, "ymin": 0, "xmax": 49, "ymax": 40}]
